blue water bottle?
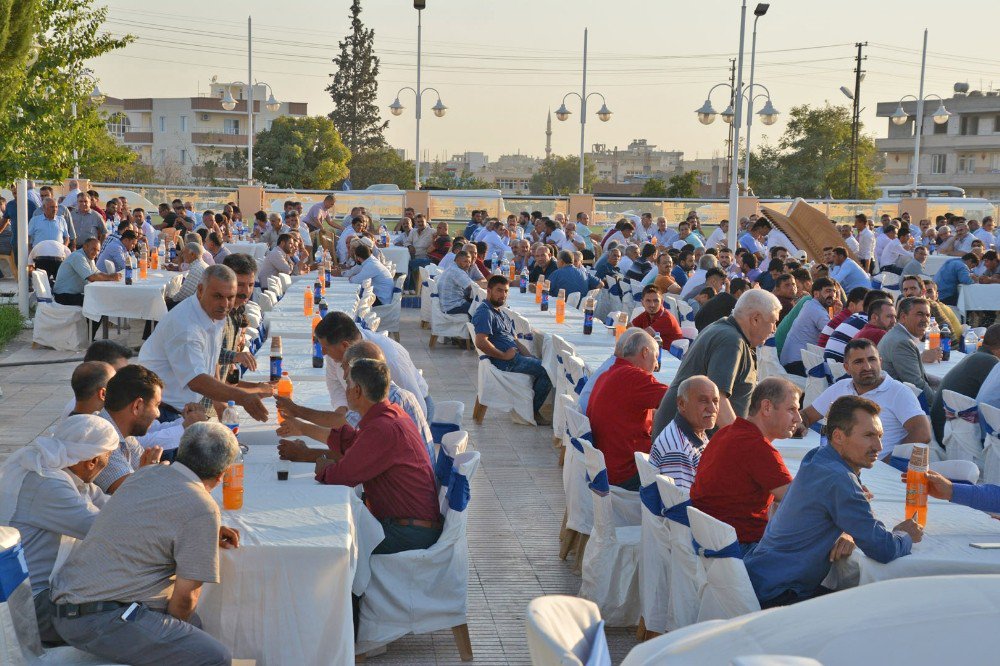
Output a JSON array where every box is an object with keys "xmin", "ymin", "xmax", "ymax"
[{"xmin": 317, "ymin": 298, "xmax": 328, "ymax": 319}]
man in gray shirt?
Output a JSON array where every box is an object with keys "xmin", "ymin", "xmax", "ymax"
[
  {"xmin": 71, "ymin": 193, "xmax": 106, "ymax": 245},
  {"xmin": 437, "ymin": 250, "xmax": 480, "ymax": 317},
  {"xmin": 0, "ymin": 415, "xmax": 117, "ymax": 644},
  {"xmin": 901, "ymin": 245, "xmax": 929, "ymax": 277},
  {"xmin": 780, "ymin": 277, "xmax": 837, "ymax": 376},
  {"xmin": 878, "ymin": 296, "xmax": 940, "ymax": 406},
  {"xmin": 51, "ymin": 422, "xmax": 240, "ymax": 666}
]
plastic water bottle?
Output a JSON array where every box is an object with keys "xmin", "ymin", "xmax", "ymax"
[
  {"xmin": 583, "ymin": 297, "xmax": 595, "ymax": 335},
  {"xmin": 491, "ymin": 251, "xmax": 499, "ymax": 272},
  {"xmin": 157, "ymin": 244, "xmax": 165, "ymax": 269},
  {"xmin": 964, "ymin": 328, "xmax": 979, "ymax": 354},
  {"xmin": 380, "ymin": 225, "xmax": 389, "ymax": 247},
  {"xmin": 221, "ymin": 401, "xmax": 240, "ymax": 437},
  {"xmin": 124, "ymin": 256, "xmax": 133, "ymax": 285},
  {"xmin": 519, "ymin": 268, "xmax": 528, "ymax": 294},
  {"xmin": 317, "ymin": 297, "xmax": 328, "ymax": 319},
  {"xmin": 269, "ymin": 336, "xmax": 283, "ymax": 382},
  {"xmin": 905, "ymin": 443, "xmax": 929, "ymax": 528},
  {"xmin": 654, "ymin": 332, "xmax": 663, "ymax": 370},
  {"xmin": 940, "ymin": 322, "xmax": 952, "ymax": 361},
  {"xmin": 223, "ymin": 444, "xmax": 244, "ymax": 511}
]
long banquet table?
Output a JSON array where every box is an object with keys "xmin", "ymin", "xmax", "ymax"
[
  {"xmin": 198, "ymin": 275, "xmax": 384, "ymax": 665},
  {"xmin": 958, "ymin": 283, "xmax": 1000, "ymax": 317},
  {"xmin": 81, "ymin": 269, "xmax": 182, "ymax": 322}
]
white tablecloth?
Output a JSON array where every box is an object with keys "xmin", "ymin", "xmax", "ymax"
[
  {"xmin": 924, "ymin": 350, "xmax": 966, "ymax": 381},
  {"xmin": 380, "ymin": 246, "xmax": 411, "ymax": 273},
  {"xmin": 81, "ymin": 269, "xmax": 182, "ymax": 322},
  {"xmin": 921, "ymin": 253, "xmax": 952, "ymax": 276},
  {"xmin": 225, "ymin": 241, "xmax": 268, "ymax": 261},
  {"xmin": 958, "ymin": 284, "xmax": 1000, "ymax": 316}
]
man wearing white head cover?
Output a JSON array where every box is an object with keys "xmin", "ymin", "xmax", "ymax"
[{"xmin": 0, "ymin": 415, "xmax": 118, "ymax": 644}]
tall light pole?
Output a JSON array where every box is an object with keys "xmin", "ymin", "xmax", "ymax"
[
  {"xmin": 220, "ymin": 17, "xmax": 281, "ymax": 184},
  {"xmin": 741, "ymin": 3, "xmax": 769, "ymax": 194},
  {"xmin": 554, "ymin": 28, "xmax": 613, "ymax": 194},
  {"xmin": 887, "ymin": 30, "xmax": 951, "ymax": 191},
  {"xmin": 389, "ymin": 1, "xmax": 447, "ymax": 189},
  {"xmin": 71, "ymin": 73, "xmax": 105, "ymax": 180}
]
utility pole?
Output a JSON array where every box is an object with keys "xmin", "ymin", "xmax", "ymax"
[
  {"xmin": 725, "ymin": 58, "xmax": 736, "ymax": 193},
  {"xmin": 849, "ymin": 42, "xmax": 867, "ymax": 199}
]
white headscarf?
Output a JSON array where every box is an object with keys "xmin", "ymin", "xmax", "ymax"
[{"xmin": 0, "ymin": 415, "xmax": 118, "ymax": 526}]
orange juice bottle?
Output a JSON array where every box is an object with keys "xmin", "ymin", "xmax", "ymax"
[
  {"xmin": 312, "ymin": 313, "xmax": 321, "ymax": 337},
  {"xmin": 319, "ymin": 277, "xmax": 326, "ymax": 296},
  {"xmin": 139, "ymin": 249, "xmax": 148, "ymax": 279},
  {"xmin": 149, "ymin": 246, "xmax": 158, "ymax": 270},
  {"xmin": 304, "ymin": 287, "xmax": 313, "ymax": 316},
  {"xmin": 927, "ymin": 317, "xmax": 940, "ymax": 350},
  {"xmin": 555, "ymin": 289, "xmax": 566, "ymax": 324},
  {"xmin": 535, "ymin": 280, "xmax": 543, "ymax": 304},
  {"xmin": 904, "ymin": 443, "xmax": 929, "ymax": 528},
  {"xmin": 276, "ymin": 372, "xmax": 293, "ymax": 424},
  {"xmin": 509, "ymin": 262, "xmax": 517, "ymax": 281},
  {"xmin": 614, "ymin": 312, "xmax": 628, "ymax": 341},
  {"xmin": 222, "ymin": 447, "xmax": 244, "ymax": 510}
]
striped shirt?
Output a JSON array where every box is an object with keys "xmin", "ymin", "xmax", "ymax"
[
  {"xmin": 823, "ymin": 313, "xmax": 868, "ymax": 363},
  {"xmin": 648, "ymin": 416, "xmax": 709, "ymax": 490},
  {"xmin": 94, "ymin": 409, "xmax": 145, "ymax": 492}
]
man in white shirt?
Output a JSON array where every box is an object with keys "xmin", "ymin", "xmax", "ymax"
[
  {"xmin": 801, "ymin": 338, "xmax": 930, "ymax": 460},
  {"xmin": 939, "ymin": 221, "xmax": 976, "ymax": 257},
  {"xmin": 634, "ymin": 213, "xmax": 656, "ymax": 244},
  {"xmin": 765, "ymin": 224, "xmax": 802, "ymax": 258},
  {"xmin": 880, "ymin": 226, "xmax": 914, "ymax": 271},
  {"xmin": 706, "ymin": 218, "xmax": 729, "ymax": 250},
  {"xmin": 653, "ymin": 216, "xmax": 679, "ymax": 247},
  {"xmin": 543, "ymin": 218, "xmax": 567, "ymax": 247},
  {"xmin": 286, "ymin": 210, "xmax": 312, "ymax": 253},
  {"xmin": 854, "ymin": 213, "xmax": 876, "ymax": 273},
  {"xmin": 436, "ymin": 250, "xmax": 480, "ymax": 317},
  {"xmin": 479, "ymin": 219, "xmax": 509, "ymax": 263},
  {"xmin": 138, "ymin": 264, "xmax": 270, "ymax": 423},
  {"xmin": 63, "ymin": 180, "xmax": 84, "ymax": 211},
  {"xmin": 337, "ymin": 215, "xmax": 364, "ymax": 264},
  {"xmin": 350, "ymin": 243, "xmax": 395, "ymax": 305},
  {"xmin": 257, "ymin": 233, "xmax": 297, "ymax": 286},
  {"xmin": 838, "ymin": 224, "xmax": 860, "ymax": 255}
]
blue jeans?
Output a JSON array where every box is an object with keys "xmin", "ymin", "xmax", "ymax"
[
  {"xmin": 446, "ymin": 301, "xmax": 472, "ymax": 317},
  {"xmin": 406, "ymin": 257, "xmax": 433, "ymax": 290},
  {"xmin": 492, "ymin": 353, "xmax": 552, "ymax": 415}
]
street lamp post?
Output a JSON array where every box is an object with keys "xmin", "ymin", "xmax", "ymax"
[
  {"xmin": 887, "ymin": 30, "xmax": 951, "ymax": 190},
  {"xmin": 220, "ymin": 17, "xmax": 281, "ymax": 184},
  {"xmin": 554, "ymin": 28, "xmax": 612, "ymax": 194},
  {"xmin": 388, "ymin": 2, "xmax": 447, "ymax": 190},
  {"xmin": 72, "ymin": 73, "xmax": 105, "ymax": 180},
  {"xmin": 741, "ymin": 3, "xmax": 769, "ymax": 194}
]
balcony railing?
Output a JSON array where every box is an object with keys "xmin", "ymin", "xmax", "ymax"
[
  {"xmin": 122, "ymin": 131, "xmax": 153, "ymax": 144},
  {"xmin": 190, "ymin": 132, "xmax": 247, "ymax": 147}
]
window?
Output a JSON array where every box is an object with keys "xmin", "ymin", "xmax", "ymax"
[
  {"xmin": 158, "ymin": 116, "xmax": 166, "ymax": 132},
  {"xmin": 931, "ymin": 154, "xmax": 947, "ymax": 175},
  {"xmin": 960, "ymin": 116, "xmax": 979, "ymax": 136},
  {"xmin": 180, "ymin": 149, "xmax": 188, "ymax": 166},
  {"xmin": 158, "ymin": 148, "xmax": 166, "ymax": 164},
  {"xmin": 180, "ymin": 115, "xmax": 188, "ymax": 132},
  {"xmin": 994, "ymin": 115, "xmax": 1000, "ymax": 133},
  {"xmin": 265, "ymin": 119, "xmax": 274, "ymax": 131},
  {"xmin": 991, "ymin": 153, "xmax": 1000, "ymax": 173},
  {"xmin": 933, "ymin": 119, "xmax": 948, "ymax": 135},
  {"xmin": 224, "ymin": 118, "xmax": 240, "ymax": 135}
]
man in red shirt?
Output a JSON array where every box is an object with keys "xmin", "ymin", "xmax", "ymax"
[
  {"xmin": 586, "ymin": 329, "xmax": 669, "ymax": 491},
  {"xmin": 631, "ymin": 284, "xmax": 684, "ymax": 347},
  {"xmin": 278, "ymin": 358, "xmax": 441, "ymax": 555},
  {"xmin": 690, "ymin": 377, "xmax": 801, "ymax": 548},
  {"xmin": 854, "ymin": 299, "xmax": 896, "ymax": 346}
]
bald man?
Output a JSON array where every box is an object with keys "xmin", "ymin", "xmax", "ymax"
[{"xmin": 648, "ymin": 375, "xmax": 719, "ymax": 489}]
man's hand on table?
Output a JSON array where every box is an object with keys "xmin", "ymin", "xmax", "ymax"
[
  {"xmin": 921, "ymin": 347, "xmax": 943, "ymax": 364},
  {"xmin": 233, "ymin": 351, "xmax": 258, "ymax": 371},
  {"xmin": 278, "ymin": 438, "xmax": 323, "ymax": 463},
  {"xmin": 893, "ymin": 515, "xmax": 924, "ymax": 543},
  {"xmin": 181, "ymin": 403, "xmax": 208, "ymax": 429},
  {"xmin": 828, "ymin": 533, "xmax": 856, "ymax": 562},
  {"xmin": 219, "ymin": 526, "xmax": 240, "ymax": 550}
]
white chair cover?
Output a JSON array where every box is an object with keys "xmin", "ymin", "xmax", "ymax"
[
  {"xmin": 876, "ymin": 271, "xmax": 901, "ymax": 293},
  {"xmin": 429, "ymin": 400, "xmax": 464, "ymax": 445},
  {"xmin": 578, "ymin": 442, "xmax": 641, "ymax": 627},
  {"xmin": 929, "ymin": 459, "xmax": 980, "ymax": 484},
  {"xmin": 686, "ymin": 506, "xmax": 760, "ymax": 622},
  {"xmin": 30, "ymin": 269, "xmax": 89, "ymax": 351},
  {"xmin": 634, "ymin": 455, "xmax": 673, "ymax": 635},
  {"xmin": 980, "ymin": 403, "xmax": 1000, "ymax": 485},
  {"xmin": 553, "ymin": 355, "xmax": 588, "ymax": 444},
  {"xmin": 357, "ymin": 451, "xmax": 481, "ymax": 654},
  {"xmin": 563, "ymin": 406, "xmax": 595, "ymax": 536},
  {"xmin": 565, "ymin": 292, "xmax": 583, "ymax": 310},
  {"xmin": 826, "ymin": 359, "xmax": 846, "ymax": 382},
  {"xmin": 467, "ymin": 322, "xmax": 536, "ymax": 424},
  {"xmin": 277, "ymin": 273, "xmax": 292, "ymax": 290},
  {"xmin": 595, "ymin": 276, "xmax": 624, "ymax": 322},
  {"xmin": 940, "ymin": 390, "xmax": 983, "ymax": 466},
  {"xmin": 757, "ymin": 338, "xmax": 806, "ymax": 390},
  {"xmin": 800, "ymin": 349, "xmax": 829, "ymax": 408},
  {"xmin": 431, "ymin": 279, "xmax": 470, "ymax": 340},
  {"xmin": 526, "ymin": 595, "xmax": 610, "ymax": 666},
  {"xmin": 373, "ymin": 274, "xmax": 405, "ymax": 335},
  {"xmin": 419, "ymin": 267, "xmax": 436, "ymax": 326},
  {"xmin": 435, "ymin": 430, "xmax": 469, "ymax": 505},
  {"xmin": 266, "ymin": 275, "xmax": 282, "ymax": 297},
  {"xmin": 655, "ymin": 476, "xmax": 704, "ymax": 631},
  {"xmin": 804, "ymin": 343, "xmax": 824, "ymax": 357}
]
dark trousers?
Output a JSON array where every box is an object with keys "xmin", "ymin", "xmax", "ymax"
[
  {"xmin": 406, "ymin": 257, "xmax": 433, "ymax": 290},
  {"xmin": 614, "ymin": 473, "xmax": 641, "ymax": 492},
  {"xmin": 446, "ymin": 301, "xmax": 473, "ymax": 317},
  {"xmin": 33, "ymin": 256, "xmax": 63, "ymax": 285},
  {"xmin": 760, "ymin": 585, "xmax": 834, "ymax": 609},
  {"xmin": 783, "ymin": 360, "xmax": 806, "ymax": 377},
  {"xmin": 158, "ymin": 403, "xmax": 183, "ymax": 423}
]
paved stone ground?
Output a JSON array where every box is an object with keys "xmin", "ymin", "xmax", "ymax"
[{"xmin": 0, "ymin": 304, "xmax": 641, "ymax": 665}]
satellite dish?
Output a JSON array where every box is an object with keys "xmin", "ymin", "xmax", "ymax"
[{"xmin": 211, "ymin": 75, "xmax": 218, "ymax": 84}]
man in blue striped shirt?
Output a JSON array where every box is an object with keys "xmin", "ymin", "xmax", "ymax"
[{"xmin": 648, "ymin": 376, "xmax": 718, "ymax": 489}]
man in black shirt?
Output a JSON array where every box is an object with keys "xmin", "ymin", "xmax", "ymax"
[
  {"xmin": 625, "ymin": 242, "xmax": 656, "ymax": 282},
  {"xmin": 695, "ymin": 278, "xmax": 750, "ymax": 332}
]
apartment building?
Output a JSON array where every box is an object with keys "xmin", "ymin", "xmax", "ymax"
[
  {"xmin": 101, "ymin": 81, "xmax": 307, "ymax": 181},
  {"xmin": 875, "ymin": 84, "xmax": 1000, "ymax": 198},
  {"xmin": 587, "ymin": 139, "xmax": 684, "ymax": 184}
]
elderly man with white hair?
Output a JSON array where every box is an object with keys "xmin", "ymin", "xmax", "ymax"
[
  {"xmin": 649, "ymin": 375, "xmax": 720, "ymax": 489},
  {"xmin": 164, "ymin": 242, "xmax": 208, "ymax": 307},
  {"xmin": 0, "ymin": 414, "xmax": 118, "ymax": 645},
  {"xmin": 577, "ymin": 328, "xmax": 647, "ymax": 415},
  {"xmin": 653, "ymin": 288, "xmax": 782, "ymax": 437},
  {"xmin": 50, "ymin": 422, "xmax": 240, "ymax": 665}
]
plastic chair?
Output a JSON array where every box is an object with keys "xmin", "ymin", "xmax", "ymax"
[
  {"xmin": 826, "ymin": 359, "xmax": 846, "ymax": 382},
  {"xmin": 579, "ymin": 441, "xmax": 641, "ymax": 627},
  {"xmin": 686, "ymin": 506, "xmax": 760, "ymax": 622},
  {"xmin": 553, "ymin": 354, "xmax": 588, "ymax": 449},
  {"xmin": 980, "ymin": 403, "xmax": 1000, "ymax": 485},
  {"xmin": 357, "ymin": 451, "xmax": 481, "ymax": 659},
  {"xmin": 930, "ymin": 459, "xmax": 980, "ymax": 484},
  {"xmin": 467, "ymin": 322, "xmax": 535, "ymax": 425},
  {"xmin": 419, "ymin": 267, "xmax": 436, "ymax": 328},
  {"xmin": 565, "ymin": 292, "xmax": 583, "ymax": 309},
  {"xmin": 373, "ymin": 273, "xmax": 405, "ymax": 340},
  {"xmin": 561, "ymin": 406, "xmax": 595, "ymax": 569},
  {"xmin": 30, "ymin": 269, "xmax": 90, "ymax": 351},
  {"xmin": 526, "ymin": 595, "xmax": 610, "ymax": 666},
  {"xmin": 430, "ymin": 279, "xmax": 471, "ymax": 348},
  {"xmin": 435, "ymin": 430, "xmax": 469, "ymax": 504},
  {"xmin": 940, "ymin": 390, "xmax": 983, "ymax": 466}
]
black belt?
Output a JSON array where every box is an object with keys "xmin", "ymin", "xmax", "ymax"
[{"xmin": 54, "ymin": 601, "xmax": 129, "ymax": 619}]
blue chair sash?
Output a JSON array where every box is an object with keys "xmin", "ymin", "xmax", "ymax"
[
  {"xmin": 37, "ymin": 295, "xmax": 53, "ymax": 303},
  {"xmin": 0, "ymin": 542, "xmax": 29, "ymax": 602},
  {"xmin": 573, "ymin": 376, "xmax": 587, "ymax": 395},
  {"xmin": 430, "ymin": 421, "xmax": 460, "ymax": 445},
  {"xmin": 663, "ymin": 499, "xmax": 692, "ymax": 526},
  {"xmin": 692, "ymin": 537, "xmax": 743, "ymax": 559},
  {"xmin": 807, "ymin": 362, "xmax": 827, "ymax": 380},
  {"xmin": 639, "ymin": 483, "xmax": 663, "ymax": 516},
  {"xmin": 583, "ymin": 620, "xmax": 612, "ymax": 666},
  {"xmin": 434, "ymin": 448, "xmax": 455, "ymax": 487},
  {"xmin": 944, "ymin": 403, "xmax": 980, "ymax": 424},
  {"xmin": 588, "ymin": 469, "xmax": 610, "ymax": 496},
  {"xmin": 446, "ymin": 469, "xmax": 471, "ymax": 511},
  {"xmin": 669, "ymin": 343, "xmax": 685, "ymax": 360},
  {"xmin": 764, "ymin": 336, "xmax": 776, "ymax": 347},
  {"xmin": 983, "ymin": 413, "xmax": 997, "ymax": 437}
]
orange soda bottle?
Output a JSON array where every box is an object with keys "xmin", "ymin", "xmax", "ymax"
[
  {"xmin": 535, "ymin": 280, "xmax": 543, "ymax": 304},
  {"xmin": 222, "ymin": 447, "xmax": 244, "ymax": 510},
  {"xmin": 905, "ymin": 443, "xmax": 929, "ymax": 528},
  {"xmin": 139, "ymin": 249, "xmax": 148, "ymax": 279},
  {"xmin": 304, "ymin": 288, "xmax": 313, "ymax": 316},
  {"xmin": 276, "ymin": 372, "xmax": 294, "ymax": 424},
  {"xmin": 555, "ymin": 289, "xmax": 566, "ymax": 324},
  {"xmin": 509, "ymin": 262, "xmax": 517, "ymax": 281},
  {"xmin": 614, "ymin": 312, "xmax": 628, "ymax": 341},
  {"xmin": 312, "ymin": 313, "xmax": 321, "ymax": 336}
]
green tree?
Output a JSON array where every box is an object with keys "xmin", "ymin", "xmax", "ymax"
[
  {"xmin": 0, "ymin": 0, "xmax": 41, "ymax": 116},
  {"xmin": 347, "ymin": 148, "xmax": 414, "ymax": 189},
  {"xmin": 423, "ymin": 162, "xmax": 492, "ymax": 190},
  {"xmin": 639, "ymin": 177, "xmax": 667, "ymax": 198},
  {"xmin": 747, "ymin": 103, "xmax": 882, "ymax": 198},
  {"xmin": 327, "ymin": 0, "xmax": 387, "ymax": 155},
  {"xmin": 529, "ymin": 155, "xmax": 596, "ymax": 195},
  {"xmin": 0, "ymin": 0, "xmax": 133, "ymax": 183},
  {"xmin": 666, "ymin": 171, "xmax": 700, "ymax": 198},
  {"xmin": 225, "ymin": 116, "xmax": 351, "ymax": 189}
]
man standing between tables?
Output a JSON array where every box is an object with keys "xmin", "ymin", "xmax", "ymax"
[
  {"xmin": 802, "ymin": 339, "xmax": 930, "ymax": 460},
  {"xmin": 743, "ymin": 396, "xmax": 922, "ymax": 608},
  {"xmin": 690, "ymin": 378, "xmax": 800, "ymax": 550},
  {"xmin": 653, "ymin": 289, "xmax": 781, "ymax": 438},
  {"xmin": 930, "ymin": 323, "xmax": 1000, "ymax": 445},
  {"xmin": 649, "ymin": 376, "xmax": 718, "ymax": 490},
  {"xmin": 72, "ymin": 193, "xmax": 105, "ymax": 246},
  {"xmin": 586, "ymin": 329, "xmax": 668, "ymax": 491},
  {"xmin": 877, "ymin": 296, "xmax": 940, "ymax": 405},
  {"xmin": 28, "ymin": 197, "xmax": 71, "ymax": 278},
  {"xmin": 854, "ymin": 213, "xmax": 876, "ymax": 274},
  {"xmin": 631, "ymin": 284, "xmax": 684, "ymax": 347},
  {"xmin": 50, "ymin": 422, "xmax": 240, "ymax": 666},
  {"xmin": 404, "ymin": 213, "xmax": 434, "ymax": 289},
  {"xmin": 473, "ymin": 275, "xmax": 552, "ymax": 425},
  {"xmin": 780, "ymin": 277, "xmax": 838, "ymax": 376},
  {"xmin": 138, "ymin": 264, "xmax": 271, "ymax": 423}
]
